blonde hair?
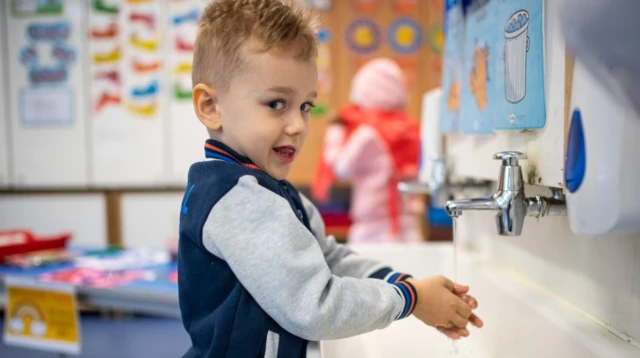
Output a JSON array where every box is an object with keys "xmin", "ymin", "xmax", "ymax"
[{"xmin": 192, "ymin": 0, "xmax": 318, "ymax": 91}]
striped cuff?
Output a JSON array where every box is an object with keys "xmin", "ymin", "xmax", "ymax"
[
  {"xmin": 368, "ymin": 267, "xmax": 413, "ymax": 283},
  {"xmin": 384, "ymin": 271, "xmax": 413, "ymax": 284},
  {"xmin": 392, "ymin": 281, "xmax": 418, "ymax": 320}
]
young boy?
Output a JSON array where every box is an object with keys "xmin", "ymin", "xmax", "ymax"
[{"xmin": 179, "ymin": 1, "xmax": 483, "ymax": 357}]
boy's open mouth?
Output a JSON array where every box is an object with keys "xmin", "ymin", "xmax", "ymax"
[{"xmin": 273, "ymin": 146, "xmax": 296, "ymax": 164}]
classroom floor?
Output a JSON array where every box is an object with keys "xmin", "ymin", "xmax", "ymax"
[{"xmin": 0, "ymin": 313, "xmax": 321, "ymax": 358}]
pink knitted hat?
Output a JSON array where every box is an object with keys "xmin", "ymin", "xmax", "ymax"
[{"xmin": 349, "ymin": 58, "xmax": 408, "ymax": 110}]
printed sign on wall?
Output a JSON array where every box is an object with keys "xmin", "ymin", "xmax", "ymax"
[
  {"xmin": 440, "ymin": 0, "xmax": 464, "ymax": 133},
  {"xmin": 493, "ymin": 0, "xmax": 545, "ymax": 130},
  {"xmin": 4, "ymin": 277, "xmax": 80, "ymax": 355},
  {"xmin": 460, "ymin": 0, "xmax": 495, "ymax": 134}
]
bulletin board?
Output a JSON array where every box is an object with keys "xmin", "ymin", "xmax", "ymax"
[
  {"xmin": 288, "ymin": 0, "xmax": 444, "ymax": 185},
  {"xmin": 0, "ymin": 4, "xmax": 9, "ymax": 188},
  {"xmin": 4, "ymin": 0, "xmax": 88, "ymax": 187},
  {"xmin": 88, "ymin": 0, "xmax": 168, "ymax": 187}
]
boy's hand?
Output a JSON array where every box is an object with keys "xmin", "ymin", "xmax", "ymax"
[
  {"xmin": 405, "ymin": 276, "xmax": 482, "ymax": 336},
  {"xmin": 437, "ymin": 293, "xmax": 483, "ymax": 339}
]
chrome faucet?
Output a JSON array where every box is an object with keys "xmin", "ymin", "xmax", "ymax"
[
  {"xmin": 445, "ymin": 151, "xmax": 567, "ymax": 236},
  {"xmin": 398, "ymin": 154, "xmax": 491, "ymax": 207}
]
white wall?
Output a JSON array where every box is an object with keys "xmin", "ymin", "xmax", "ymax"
[
  {"xmin": 121, "ymin": 192, "xmax": 183, "ymax": 249},
  {"xmin": 0, "ymin": 194, "xmax": 107, "ymax": 248},
  {"xmin": 0, "ymin": 4, "xmax": 10, "ymax": 188},
  {"xmin": 454, "ymin": 186, "xmax": 640, "ymax": 344}
]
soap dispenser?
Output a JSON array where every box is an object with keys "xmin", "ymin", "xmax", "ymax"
[{"xmin": 565, "ymin": 59, "xmax": 640, "ymax": 235}]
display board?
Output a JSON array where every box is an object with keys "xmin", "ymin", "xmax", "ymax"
[
  {"xmin": 88, "ymin": 0, "xmax": 167, "ymax": 186},
  {"xmin": 5, "ymin": 0, "xmax": 88, "ymax": 187}
]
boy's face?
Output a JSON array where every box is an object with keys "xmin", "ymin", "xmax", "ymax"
[{"xmin": 215, "ymin": 49, "xmax": 318, "ymax": 180}]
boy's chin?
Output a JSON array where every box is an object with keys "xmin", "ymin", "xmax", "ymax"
[{"xmin": 268, "ymin": 168, "xmax": 291, "ymax": 181}]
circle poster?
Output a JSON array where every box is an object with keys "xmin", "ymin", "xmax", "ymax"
[
  {"xmin": 388, "ymin": 17, "xmax": 423, "ymax": 55},
  {"xmin": 346, "ymin": 18, "xmax": 381, "ymax": 55}
]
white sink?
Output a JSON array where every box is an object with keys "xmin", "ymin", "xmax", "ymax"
[{"xmin": 320, "ymin": 244, "xmax": 639, "ymax": 358}]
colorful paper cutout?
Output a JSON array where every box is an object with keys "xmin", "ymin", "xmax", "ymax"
[
  {"xmin": 172, "ymin": 9, "xmax": 200, "ymax": 26},
  {"xmin": 94, "ymin": 92, "xmax": 122, "ymax": 113},
  {"xmin": 131, "ymin": 79, "xmax": 159, "ymax": 97},
  {"xmin": 127, "ymin": 102, "xmax": 157, "ymax": 117},
  {"xmin": 174, "ymin": 84, "xmax": 192, "ymax": 100},
  {"xmin": 129, "ymin": 12, "xmax": 156, "ymax": 30},
  {"xmin": 132, "ymin": 58, "xmax": 161, "ymax": 73},
  {"xmin": 94, "ymin": 71, "xmax": 120, "ymax": 85},
  {"xmin": 92, "ymin": 0, "xmax": 119, "ymax": 15},
  {"xmin": 129, "ymin": 34, "xmax": 160, "ymax": 51},
  {"xmin": 173, "ymin": 62, "xmax": 192, "ymax": 74},
  {"xmin": 351, "ymin": 0, "xmax": 379, "ymax": 13},
  {"xmin": 93, "ymin": 46, "xmax": 121, "ymax": 64},
  {"xmin": 90, "ymin": 22, "xmax": 118, "ymax": 39},
  {"xmin": 392, "ymin": 0, "xmax": 418, "ymax": 14},
  {"xmin": 176, "ymin": 36, "xmax": 194, "ymax": 52}
]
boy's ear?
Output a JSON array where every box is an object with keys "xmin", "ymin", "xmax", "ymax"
[{"xmin": 193, "ymin": 84, "xmax": 222, "ymax": 131}]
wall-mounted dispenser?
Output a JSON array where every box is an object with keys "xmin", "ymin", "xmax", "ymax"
[{"xmin": 565, "ymin": 60, "xmax": 640, "ymax": 236}]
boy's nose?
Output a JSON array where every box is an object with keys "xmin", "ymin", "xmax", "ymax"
[{"xmin": 284, "ymin": 113, "xmax": 307, "ymax": 136}]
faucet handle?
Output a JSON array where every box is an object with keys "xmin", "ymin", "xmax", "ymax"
[{"xmin": 494, "ymin": 151, "xmax": 527, "ymax": 166}]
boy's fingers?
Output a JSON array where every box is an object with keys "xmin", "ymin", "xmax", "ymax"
[
  {"xmin": 451, "ymin": 315, "xmax": 469, "ymax": 329},
  {"xmin": 440, "ymin": 276, "xmax": 455, "ymax": 290},
  {"xmin": 437, "ymin": 327, "xmax": 461, "ymax": 340},
  {"xmin": 452, "ymin": 284, "xmax": 469, "ymax": 295},
  {"xmin": 469, "ymin": 314, "xmax": 484, "ymax": 328},
  {"xmin": 460, "ymin": 294, "xmax": 478, "ymax": 309},
  {"xmin": 457, "ymin": 300, "xmax": 472, "ymax": 318}
]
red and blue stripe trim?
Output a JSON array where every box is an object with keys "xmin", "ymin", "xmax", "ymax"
[
  {"xmin": 392, "ymin": 280, "xmax": 418, "ymax": 319},
  {"xmin": 204, "ymin": 140, "xmax": 261, "ymax": 171}
]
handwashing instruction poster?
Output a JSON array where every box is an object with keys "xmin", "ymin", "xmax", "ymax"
[
  {"xmin": 440, "ymin": 0, "xmax": 464, "ymax": 133},
  {"xmin": 493, "ymin": 0, "xmax": 545, "ymax": 130},
  {"xmin": 460, "ymin": 0, "xmax": 495, "ymax": 134}
]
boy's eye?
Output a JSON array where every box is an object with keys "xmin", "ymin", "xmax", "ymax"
[
  {"xmin": 301, "ymin": 102, "xmax": 315, "ymax": 112},
  {"xmin": 268, "ymin": 100, "xmax": 285, "ymax": 110}
]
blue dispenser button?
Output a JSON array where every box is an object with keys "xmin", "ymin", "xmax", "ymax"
[{"xmin": 565, "ymin": 109, "xmax": 586, "ymax": 193}]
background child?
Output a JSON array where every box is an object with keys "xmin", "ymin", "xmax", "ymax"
[
  {"xmin": 180, "ymin": 1, "xmax": 482, "ymax": 357},
  {"xmin": 312, "ymin": 58, "xmax": 424, "ymax": 243}
]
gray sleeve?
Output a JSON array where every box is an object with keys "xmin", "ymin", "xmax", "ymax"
[
  {"xmin": 299, "ymin": 193, "xmax": 391, "ymax": 279},
  {"xmin": 202, "ymin": 176, "xmax": 406, "ymax": 341}
]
